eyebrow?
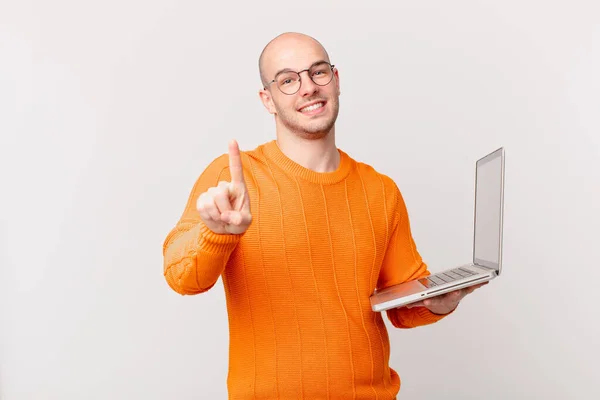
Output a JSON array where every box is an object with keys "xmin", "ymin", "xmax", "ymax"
[{"xmin": 272, "ymin": 59, "xmax": 329, "ymax": 80}]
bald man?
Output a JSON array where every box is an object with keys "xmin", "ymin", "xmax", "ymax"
[{"xmin": 163, "ymin": 32, "xmax": 485, "ymax": 399}]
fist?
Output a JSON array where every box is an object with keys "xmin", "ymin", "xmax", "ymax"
[{"xmin": 196, "ymin": 140, "xmax": 252, "ymax": 235}]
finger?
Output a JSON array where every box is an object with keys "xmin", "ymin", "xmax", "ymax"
[
  {"xmin": 201, "ymin": 197, "xmax": 222, "ymax": 221},
  {"xmin": 198, "ymin": 206, "xmax": 212, "ymax": 222},
  {"xmin": 221, "ymin": 210, "xmax": 238, "ymax": 225},
  {"xmin": 213, "ymin": 184, "xmax": 233, "ymax": 213},
  {"xmin": 423, "ymin": 296, "xmax": 447, "ymax": 307},
  {"xmin": 450, "ymin": 290, "xmax": 469, "ymax": 303},
  {"xmin": 406, "ymin": 300, "xmax": 425, "ymax": 308},
  {"xmin": 197, "ymin": 194, "xmax": 218, "ymax": 221},
  {"xmin": 423, "ymin": 298, "xmax": 437, "ymax": 306},
  {"xmin": 221, "ymin": 210, "xmax": 252, "ymax": 226},
  {"xmin": 228, "ymin": 140, "xmax": 245, "ymax": 185},
  {"xmin": 465, "ymin": 282, "xmax": 487, "ymax": 294},
  {"xmin": 426, "ymin": 292, "xmax": 456, "ymax": 306},
  {"xmin": 433, "ymin": 291, "xmax": 458, "ymax": 302},
  {"xmin": 424, "ymin": 294, "xmax": 459, "ymax": 311},
  {"xmin": 464, "ymin": 287, "xmax": 477, "ymax": 295}
]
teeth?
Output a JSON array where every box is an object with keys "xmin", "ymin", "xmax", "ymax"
[{"xmin": 300, "ymin": 102, "xmax": 324, "ymax": 112}]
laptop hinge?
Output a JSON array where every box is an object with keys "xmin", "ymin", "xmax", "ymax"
[{"xmin": 474, "ymin": 263, "xmax": 495, "ymax": 270}]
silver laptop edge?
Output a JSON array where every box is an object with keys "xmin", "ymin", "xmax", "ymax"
[
  {"xmin": 371, "ymin": 147, "xmax": 505, "ymax": 312},
  {"xmin": 472, "ymin": 147, "xmax": 505, "ymax": 274}
]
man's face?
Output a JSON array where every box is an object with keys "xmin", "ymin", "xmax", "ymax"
[{"xmin": 260, "ymin": 40, "xmax": 340, "ymax": 140}]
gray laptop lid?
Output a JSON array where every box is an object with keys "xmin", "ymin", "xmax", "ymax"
[{"xmin": 472, "ymin": 147, "xmax": 505, "ymax": 274}]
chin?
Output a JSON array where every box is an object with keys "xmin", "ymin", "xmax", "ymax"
[
  {"xmin": 294, "ymin": 124, "xmax": 334, "ymax": 140},
  {"xmin": 278, "ymin": 107, "xmax": 338, "ymax": 139},
  {"xmin": 298, "ymin": 130, "xmax": 330, "ymax": 140}
]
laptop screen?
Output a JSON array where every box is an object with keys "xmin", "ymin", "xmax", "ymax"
[{"xmin": 473, "ymin": 149, "xmax": 504, "ymax": 269}]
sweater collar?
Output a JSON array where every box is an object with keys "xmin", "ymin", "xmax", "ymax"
[{"xmin": 262, "ymin": 140, "xmax": 353, "ymax": 185}]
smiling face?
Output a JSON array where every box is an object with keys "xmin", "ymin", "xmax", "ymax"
[{"xmin": 259, "ymin": 33, "xmax": 341, "ymax": 140}]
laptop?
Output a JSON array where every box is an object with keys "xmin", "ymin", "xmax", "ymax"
[{"xmin": 370, "ymin": 147, "xmax": 505, "ymax": 312}]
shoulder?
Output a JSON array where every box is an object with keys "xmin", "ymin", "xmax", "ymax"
[
  {"xmin": 196, "ymin": 152, "xmax": 230, "ymax": 183},
  {"xmin": 350, "ymin": 156, "xmax": 402, "ymax": 198},
  {"xmin": 346, "ymin": 154, "xmax": 408, "ymax": 221}
]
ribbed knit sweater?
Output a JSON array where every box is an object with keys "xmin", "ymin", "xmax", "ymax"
[{"xmin": 162, "ymin": 140, "xmax": 449, "ymax": 399}]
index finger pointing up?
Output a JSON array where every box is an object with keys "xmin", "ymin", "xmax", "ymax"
[{"xmin": 228, "ymin": 139, "xmax": 245, "ymax": 184}]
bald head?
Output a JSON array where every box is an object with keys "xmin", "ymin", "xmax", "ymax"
[{"xmin": 259, "ymin": 32, "xmax": 331, "ymax": 87}]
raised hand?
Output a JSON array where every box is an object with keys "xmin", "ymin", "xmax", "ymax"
[{"xmin": 196, "ymin": 140, "xmax": 252, "ymax": 234}]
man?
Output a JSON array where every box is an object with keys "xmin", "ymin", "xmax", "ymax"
[{"xmin": 162, "ymin": 32, "xmax": 485, "ymax": 399}]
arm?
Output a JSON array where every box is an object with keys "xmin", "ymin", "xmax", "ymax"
[
  {"xmin": 377, "ymin": 183, "xmax": 455, "ymax": 328},
  {"xmin": 162, "ymin": 154, "xmax": 241, "ymax": 295}
]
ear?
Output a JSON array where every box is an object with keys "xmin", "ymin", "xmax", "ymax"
[
  {"xmin": 333, "ymin": 67, "xmax": 341, "ymax": 96},
  {"xmin": 259, "ymin": 88, "xmax": 277, "ymax": 114}
]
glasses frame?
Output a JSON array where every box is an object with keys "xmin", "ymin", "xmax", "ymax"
[{"xmin": 264, "ymin": 61, "xmax": 336, "ymax": 95}]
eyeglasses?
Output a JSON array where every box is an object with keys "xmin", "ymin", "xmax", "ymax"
[{"xmin": 264, "ymin": 61, "xmax": 335, "ymax": 95}]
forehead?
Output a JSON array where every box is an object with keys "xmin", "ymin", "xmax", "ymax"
[{"xmin": 263, "ymin": 38, "xmax": 329, "ymax": 78}]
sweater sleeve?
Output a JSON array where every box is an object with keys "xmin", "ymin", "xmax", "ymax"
[
  {"xmin": 377, "ymin": 181, "xmax": 453, "ymax": 328},
  {"xmin": 162, "ymin": 154, "xmax": 243, "ymax": 295}
]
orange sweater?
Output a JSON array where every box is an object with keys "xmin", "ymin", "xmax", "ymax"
[{"xmin": 163, "ymin": 140, "xmax": 448, "ymax": 399}]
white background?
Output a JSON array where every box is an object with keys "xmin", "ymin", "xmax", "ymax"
[{"xmin": 1, "ymin": 1, "xmax": 599, "ymax": 399}]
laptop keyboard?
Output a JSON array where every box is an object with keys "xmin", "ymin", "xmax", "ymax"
[{"xmin": 418, "ymin": 267, "xmax": 478, "ymax": 288}]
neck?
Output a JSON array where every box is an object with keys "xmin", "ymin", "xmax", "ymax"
[{"xmin": 275, "ymin": 128, "xmax": 340, "ymax": 173}]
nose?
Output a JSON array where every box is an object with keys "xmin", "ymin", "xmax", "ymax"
[{"xmin": 298, "ymin": 70, "xmax": 319, "ymax": 97}]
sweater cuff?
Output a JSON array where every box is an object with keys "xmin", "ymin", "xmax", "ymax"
[
  {"xmin": 197, "ymin": 221, "xmax": 242, "ymax": 254},
  {"xmin": 413, "ymin": 304, "xmax": 456, "ymax": 324}
]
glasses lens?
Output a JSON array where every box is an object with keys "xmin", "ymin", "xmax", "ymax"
[
  {"xmin": 310, "ymin": 63, "xmax": 333, "ymax": 86},
  {"xmin": 276, "ymin": 72, "xmax": 301, "ymax": 94},
  {"xmin": 274, "ymin": 63, "xmax": 334, "ymax": 94}
]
